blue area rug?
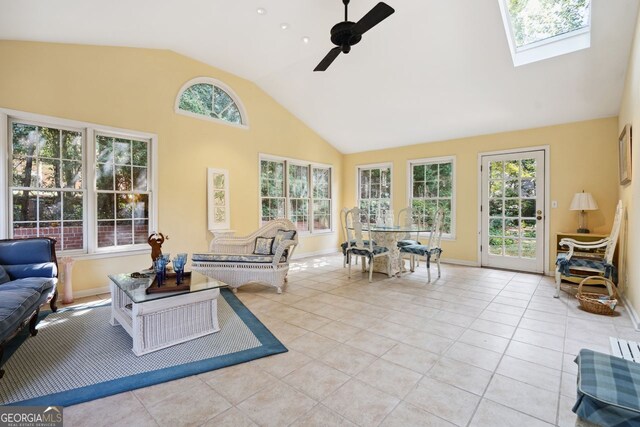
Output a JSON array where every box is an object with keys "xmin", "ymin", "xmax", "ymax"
[{"xmin": 0, "ymin": 289, "xmax": 287, "ymax": 407}]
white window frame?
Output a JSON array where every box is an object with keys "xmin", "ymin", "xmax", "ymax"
[
  {"xmin": 498, "ymin": 0, "xmax": 591, "ymax": 67},
  {"xmin": 258, "ymin": 154, "xmax": 334, "ymax": 235},
  {"xmin": 406, "ymin": 156, "xmax": 456, "ymax": 240},
  {"xmin": 356, "ymin": 162, "xmax": 393, "ymax": 224},
  {"xmin": 174, "ymin": 77, "xmax": 249, "ymax": 129},
  {"xmin": 207, "ymin": 168, "xmax": 231, "ymax": 231},
  {"xmin": 311, "ymin": 165, "xmax": 332, "ymax": 233},
  {"xmin": 0, "ymin": 108, "xmax": 158, "ymax": 259}
]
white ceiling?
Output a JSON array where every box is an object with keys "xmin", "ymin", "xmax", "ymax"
[{"xmin": 0, "ymin": 0, "xmax": 638, "ymax": 153}]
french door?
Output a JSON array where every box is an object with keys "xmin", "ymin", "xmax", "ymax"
[{"xmin": 481, "ymin": 150, "xmax": 545, "ymax": 273}]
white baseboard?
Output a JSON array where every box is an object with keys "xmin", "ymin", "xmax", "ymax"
[
  {"xmin": 292, "ymin": 249, "xmax": 342, "ymax": 259},
  {"xmin": 621, "ymin": 293, "xmax": 640, "ymax": 331},
  {"xmin": 440, "ymin": 258, "xmax": 480, "ymax": 267},
  {"xmin": 63, "ymin": 285, "xmax": 111, "ymax": 300}
]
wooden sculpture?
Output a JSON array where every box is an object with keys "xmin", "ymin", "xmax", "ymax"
[{"xmin": 148, "ymin": 232, "xmax": 168, "ymax": 264}]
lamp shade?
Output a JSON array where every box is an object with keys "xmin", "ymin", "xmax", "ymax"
[{"xmin": 570, "ymin": 192, "xmax": 598, "ymax": 211}]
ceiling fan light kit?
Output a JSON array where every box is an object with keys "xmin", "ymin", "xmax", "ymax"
[{"xmin": 314, "ymin": 0, "xmax": 395, "ymax": 72}]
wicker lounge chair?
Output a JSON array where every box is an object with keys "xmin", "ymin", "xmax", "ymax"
[{"xmin": 192, "ymin": 219, "xmax": 298, "ymax": 293}]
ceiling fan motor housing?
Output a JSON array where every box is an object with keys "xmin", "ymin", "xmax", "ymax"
[{"xmin": 330, "ymin": 21, "xmax": 361, "ymax": 53}]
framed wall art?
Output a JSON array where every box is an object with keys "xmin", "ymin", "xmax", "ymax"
[
  {"xmin": 207, "ymin": 168, "xmax": 230, "ymax": 230},
  {"xmin": 619, "ymin": 124, "xmax": 632, "ymax": 185}
]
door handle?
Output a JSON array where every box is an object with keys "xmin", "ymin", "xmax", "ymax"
[
  {"xmin": 536, "ymin": 215, "xmax": 542, "ymax": 220},
  {"xmin": 536, "ymin": 209, "xmax": 542, "ymax": 220}
]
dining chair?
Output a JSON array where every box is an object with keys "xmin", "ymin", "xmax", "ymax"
[
  {"xmin": 396, "ymin": 207, "xmax": 422, "ymax": 247},
  {"xmin": 399, "ymin": 208, "xmax": 444, "ymax": 283},
  {"xmin": 340, "ymin": 207, "xmax": 376, "ymax": 268},
  {"xmin": 345, "ymin": 207, "xmax": 391, "ymax": 282}
]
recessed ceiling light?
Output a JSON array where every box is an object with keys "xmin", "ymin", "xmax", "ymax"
[
  {"xmin": 280, "ymin": 23, "xmax": 290, "ymax": 30},
  {"xmin": 256, "ymin": 7, "xmax": 267, "ymax": 15},
  {"xmin": 302, "ymin": 36, "xmax": 311, "ymax": 44}
]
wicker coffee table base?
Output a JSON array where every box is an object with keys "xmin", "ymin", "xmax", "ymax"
[{"xmin": 110, "ymin": 281, "xmax": 221, "ymax": 356}]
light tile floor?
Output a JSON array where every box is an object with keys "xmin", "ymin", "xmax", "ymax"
[{"xmin": 61, "ymin": 254, "xmax": 640, "ymax": 426}]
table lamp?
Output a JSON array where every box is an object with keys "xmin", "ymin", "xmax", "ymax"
[{"xmin": 570, "ymin": 191, "xmax": 598, "ymax": 233}]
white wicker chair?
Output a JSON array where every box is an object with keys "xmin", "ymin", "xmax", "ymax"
[{"xmin": 191, "ymin": 219, "xmax": 299, "ymax": 294}]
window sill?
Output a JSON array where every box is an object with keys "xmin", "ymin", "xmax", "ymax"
[
  {"xmin": 59, "ymin": 247, "xmax": 151, "ymax": 261},
  {"xmin": 298, "ymin": 230, "xmax": 336, "ymax": 237}
]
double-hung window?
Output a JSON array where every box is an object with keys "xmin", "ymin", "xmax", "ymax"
[
  {"xmin": 259, "ymin": 156, "xmax": 332, "ymax": 233},
  {"xmin": 357, "ymin": 164, "xmax": 392, "ymax": 224},
  {"xmin": 10, "ymin": 121, "xmax": 85, "ymax": 251},
  {"xmin": 408, "ymin": 156, "xmax": 455, "ymax": 238},
  {"xmin": 4, "ymin": 110, "xmax": 156, "ymax": 255},
  {"xmin": 95, "ymin": 133, "xmax": 151, "ymax": 248}
]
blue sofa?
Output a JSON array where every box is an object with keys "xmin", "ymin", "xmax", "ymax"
[{"xmin": 0, "ymin": 238, "xmax": 59, "ymax": 379}]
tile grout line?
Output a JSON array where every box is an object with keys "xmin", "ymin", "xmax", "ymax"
[{"xmin": 464, "ymin": 273, "xmax": 560, "ymax": 427}]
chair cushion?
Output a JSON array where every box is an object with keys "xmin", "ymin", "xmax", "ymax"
[
  {"xmin": 340, "ymin": 240, "xmax": 376, "ymax": 255},
  {"xmin": 0, "ymin": 265, "xmax": 9, "ymax": 284},
  {"xmin": 349, "ymin": 246, "xmax": 389, "ymax": 258},
  {"xmin": 573, "ymin": 349, "xmax": 640, "ymax": 425},
  {"xmin": 254, "ymin": 237, "xmax": 274, "ymax": 255},
  {"xmin": 400, "ymin": 244, "xmax": 433, "ymax": 256},
  {"xmin": 397, "ymin": 239, "xmax": 421, "ymax": 247},
  {"xmin": 192, "ymin": 253, "xmax": 287, "ymax": 263},
  {"xmin": 556, "ymin": 253, "xmax": 617, "ymax": 283},
  {"xmin": 272, "ymin": 229, "xmax": 297, "ymax": 254}
]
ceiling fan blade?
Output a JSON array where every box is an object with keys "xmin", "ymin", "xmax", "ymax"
[
  {"xmin": 351, "ymin": 2, "xmax": 395, "ymax": 36},
  {"xmin": 314, "ymin": 47, "xmax": 342, "ymax": 72}
]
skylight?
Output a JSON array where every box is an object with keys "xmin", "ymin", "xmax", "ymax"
[{"xmin": 499, "ymin": 0, "xmax": 591, "ymax": 66}]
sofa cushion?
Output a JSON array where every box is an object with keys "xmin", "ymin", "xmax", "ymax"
[
  {"xmin": 4, "ymin": 262, "xmax": 58, "ymax": 280},
  {"xmin": 0, "ymin": 265, "xmax": 9, "ymax": 285},
  {"xmin": 0, "ymin": 277, "xmax": 56, "ymax": 295},
  {"xmin": 0, "ymin": 287, "xmax": 42, "ymax": 342},
  {"xmin": 272, "ymin": 229, "xmax": 296, "ymax": 254},
  {"xmin": 0, "ymin": 238, "xmax": 55, "ymax": 265},
  {"xmin": 254, "ymin": 237, "xmax": 274, "ymax": 255},
  {"xmin": 192, "ymin": 253, "xmax": 287, "ymax": 263}
]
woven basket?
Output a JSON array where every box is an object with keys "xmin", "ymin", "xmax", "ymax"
[{"xmin": 576, "ymin": 275, "xmax": 618, "ymax": 315}]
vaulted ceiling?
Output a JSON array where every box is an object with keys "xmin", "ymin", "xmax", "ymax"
[{"xmin": 0, "ymin": 0, "xmax": 638, "ymax": 153}]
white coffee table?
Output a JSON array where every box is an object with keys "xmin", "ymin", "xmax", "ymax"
[{"xmin": 109, "ymin": 271, "xmax": 226, "ymax": 356}]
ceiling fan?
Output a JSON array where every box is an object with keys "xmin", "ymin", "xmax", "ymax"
[{"xmin": 314, "ymin": 0, "xmax": 395, "ymax": 72}]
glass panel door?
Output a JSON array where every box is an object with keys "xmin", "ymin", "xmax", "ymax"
[{"xmin": 481, "ymin": 150, "xmax": 545, "ymax": 272}]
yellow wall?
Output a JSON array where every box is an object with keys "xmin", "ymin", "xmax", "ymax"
[
  {"xmin": 0, "ymin": 41, "xmax": 342, "ymax": 293},
  {"xmin": 0, "ymin": 40, "xmax": 625, "ymax": 301},
  {"xmin": 618, "ymin": 7, "xmax": 640, "ymax": 322},
  {"xmin": 342, "ymin": 118, "xmax": 620, "ymax": 271}
]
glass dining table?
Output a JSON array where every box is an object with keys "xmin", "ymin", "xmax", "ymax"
[{"xmin": 350, "ymin": 224, "xmax": 433, "ymax": 277}]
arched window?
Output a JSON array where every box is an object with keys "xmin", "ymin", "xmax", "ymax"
[{"xmin": 175, "ymin": 78, "xmax": 248, "ymax": 128}]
